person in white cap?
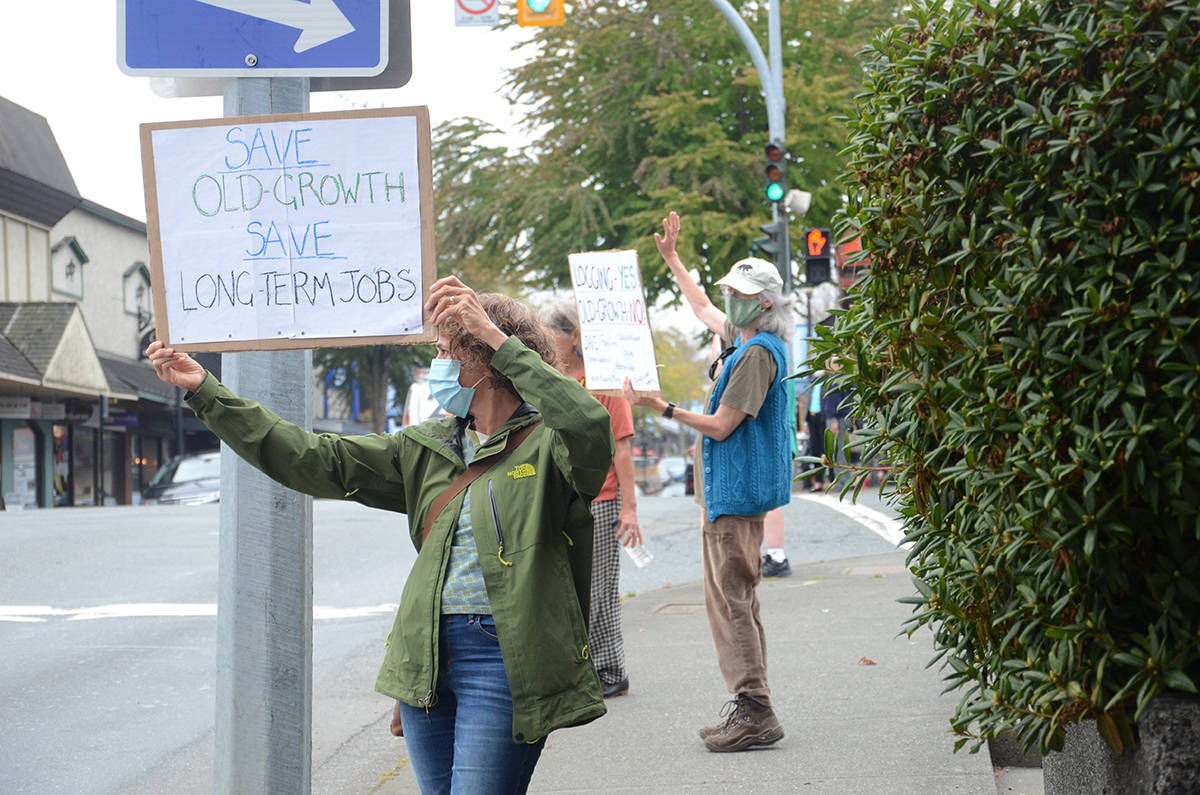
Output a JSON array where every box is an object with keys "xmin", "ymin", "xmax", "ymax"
[{"xmin": 624, "ymin": 211, "xmax": 792, "ymax": 752}]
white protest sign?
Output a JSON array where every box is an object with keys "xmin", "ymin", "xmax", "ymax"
[
  {"xmin": 140, "ymin": 106, "xmax": 436, "ymax": 352},
  {"xmin": 567, "ymin": 250, "xmax": 661, "ymax": 395}
]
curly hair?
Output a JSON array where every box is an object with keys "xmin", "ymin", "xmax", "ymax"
[{"xmin": 440, "ymin": 293, "xmax": 557, "ymax": 399}]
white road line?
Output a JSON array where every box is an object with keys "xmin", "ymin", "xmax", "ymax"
[
  {"xmin": 68, "ymin": 603, "xmax": 217, "ymax": 620},
  {"xmin": 797, "ymin": 493, "xmax": 910, "ymax": 549},
  {"xmin": 313, "ymin": 603, "xmax": 398, "ymax": 620},
  {"xmin": 0, "ymin": 603, "xmax": 400, "ymax": 623}
]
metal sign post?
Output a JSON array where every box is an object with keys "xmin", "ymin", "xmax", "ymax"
[
  {"xmin": 213, "ymin": 78, "xmax": 314, "ymax": 795},
  {"xmin": 213, "ymin": 76, "xmax": 314, "ymax": 795},
  {"xmin": 118, "ymin": 4, "xmax": 377, "ymax": 790}
]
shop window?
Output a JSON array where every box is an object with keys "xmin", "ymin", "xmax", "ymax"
[
  {"xmin": 8, "ymin": 426, "xmax": 37, "ymax": 509},
  {"xmin": 73, "ymin": 427, "xmax": 97, "ymax": 506},
  {"xmin": 53, "ymin": 425, "xmax": 72, "ymax": 506}
]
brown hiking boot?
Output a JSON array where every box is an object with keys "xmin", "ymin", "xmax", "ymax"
[
  {"xmin": 703, "ymin": 694, "xmax": 784, "ymax": 752},
  {"xmin": 698, "ymin": 696, "xmax": 742, "ymax": 740}
]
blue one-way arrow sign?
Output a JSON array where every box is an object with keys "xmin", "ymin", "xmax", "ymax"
[{"xmin": 119, "ymin": 0, "xmax": 387, "ymax": 77}]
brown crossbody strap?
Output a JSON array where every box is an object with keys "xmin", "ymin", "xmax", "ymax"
[{"xmin": 421, "ymin": 421, "xmax": 542, "ymax": 545}]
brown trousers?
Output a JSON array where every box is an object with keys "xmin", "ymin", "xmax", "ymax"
[{"xmin": 701, "ymin": 511, "xmax": 771, "ymax": 707}]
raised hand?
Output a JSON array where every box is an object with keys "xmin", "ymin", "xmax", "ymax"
[
  {"xmin": 653, "ymin": 211, "xmax": 681, "ymax": 261},
  {"xmin": 425, "ymin": 276, "xmax": 507, "ymax": 350}
]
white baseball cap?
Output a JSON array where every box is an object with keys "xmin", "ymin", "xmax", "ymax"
[{"xmin": 715, "ymin": 257, "xmax": 783, "ymax": 296}]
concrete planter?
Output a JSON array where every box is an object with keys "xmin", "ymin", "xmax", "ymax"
[{"xmin": 1043, "ymin": 693, "xmax": 1200, "ymax": 794}]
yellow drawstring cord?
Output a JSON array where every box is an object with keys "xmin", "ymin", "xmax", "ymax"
[
  {"xmin": 497, "ymin": 545, "xmax": 513, "ymax": 567},
  {"xmin": 344, "ymin": 488, "xmax": 359, "ymax": 497},
  {"xmin": 561, "ymin": 531, "xmax": 574, "ymax": 546}
]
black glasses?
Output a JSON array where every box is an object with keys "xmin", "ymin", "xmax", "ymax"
[{"xmin": 708, "ymin": 346, "xmax": 737, "ymax": 381}]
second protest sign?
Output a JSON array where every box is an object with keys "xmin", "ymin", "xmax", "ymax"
[{"xmin": 568, "ymin": 249, "xmax": 661, "ymax": 396}]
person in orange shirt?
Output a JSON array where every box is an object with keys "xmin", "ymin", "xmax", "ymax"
[{"xmin": 543, "ymin": 300, "xmax": 643, "ymax": 697}]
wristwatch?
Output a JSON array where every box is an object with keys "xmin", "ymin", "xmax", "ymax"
[{"xmin": 662, "ymin": 401, "xmax": 676, "ymax": 419}]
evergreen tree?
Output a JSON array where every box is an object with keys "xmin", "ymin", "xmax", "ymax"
[{"xmin": 478, "ymin": 0, "xmax": 903, "ymax": 298}]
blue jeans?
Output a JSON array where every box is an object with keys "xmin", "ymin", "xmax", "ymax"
[{"xmin": 398, "ymin": 614, "xmax": 545, "ymax": 794}]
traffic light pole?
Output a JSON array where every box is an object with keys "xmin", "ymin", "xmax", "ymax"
[
  {"xmin": 706, "ymin": 0, "xmax": 790, "ymax": 290},
  {"xmin": 705, "ymin": 0, "xmax": 784, "ymax": 139}
]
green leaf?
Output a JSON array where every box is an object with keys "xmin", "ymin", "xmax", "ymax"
[
  {"xmin": 1162, "ymin": 670, "xmax": 1199, "ymax": 694},
  {"xmin": 1096, "ymin": 712, "xmax": 1124, "ymax": 756}
]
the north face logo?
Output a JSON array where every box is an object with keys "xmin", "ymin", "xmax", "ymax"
[{"xmin": 507, "ymin": 463, "xmax": 536, "ymax": 479}]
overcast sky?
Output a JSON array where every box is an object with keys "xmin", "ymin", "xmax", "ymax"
[
  {"xmin": 0, "ymin": 1, "xmax": 530, "ymax": 222},
  {"xmin": 1, "ymin": 2, "xmax": 708, "ymax": 339}
]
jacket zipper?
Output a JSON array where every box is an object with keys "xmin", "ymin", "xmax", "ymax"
[{"xmin": 489, "ymin": 480, "xmax": 513, "ymax": 566}]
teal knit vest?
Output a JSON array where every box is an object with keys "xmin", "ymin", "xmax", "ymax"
[{"xmin": 702, "ymin": 332, "xmax": 791, "ymax": 521}]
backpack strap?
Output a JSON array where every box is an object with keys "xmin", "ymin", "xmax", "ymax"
[{"xmin": 421, "ymin": 421, "xmax": 542, "ymax": 545}]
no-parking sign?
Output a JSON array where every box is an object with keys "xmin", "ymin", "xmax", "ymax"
[{"xmin": 454, "ymin": 0, "xmax": 498, "ymax": 27}]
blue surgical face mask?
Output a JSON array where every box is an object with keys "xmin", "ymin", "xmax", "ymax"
[{"xmin": 428, "ymin": 358, "xmax": 485, "ymax": 418}]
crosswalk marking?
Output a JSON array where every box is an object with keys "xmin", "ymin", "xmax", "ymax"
[
  {"xmin": 0, "ymin": 603, "xmax": 399, "ymax": 623},
  {"xmin": 797, "ymin": 493, "xmax": 909, "ymax": 548}
]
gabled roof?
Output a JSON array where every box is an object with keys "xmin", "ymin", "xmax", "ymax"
[
  {"xmin": 52, "ymin": 235, "xmax": 90, "ymax": 265},
  {"xmin": 0, "ymin": 302, "xmax": 111, "ymax": 397},
  {"xmin": 123, "ymin": 260, "xmax": 150, "ymax": 280},
  {"xmin": 0, "ymin": 333, "xmax": 40, "ymax": 382},
  {"xmin": 0, "ymin": 302, "xmax": 75, "ymax": 371},
  {"xmin": 0, "ymin": 96, "xmax": 81, "ymax": 226},
  {"xmin": 98, "ymin": 351, "xmax": 173, "ymax": 404},
  {"xmin": 79, "ymin": 199, "xmax": 147, "ymax": 233}
]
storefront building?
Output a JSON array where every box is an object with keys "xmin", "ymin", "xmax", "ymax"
[{"xmin": 1, "ymin": 95, "xmax": 214, "ymax": 509}]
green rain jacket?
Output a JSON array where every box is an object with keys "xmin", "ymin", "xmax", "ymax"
[{"xmin": 185, "ymin": 336, "xmax": 615, "ymax": 742}]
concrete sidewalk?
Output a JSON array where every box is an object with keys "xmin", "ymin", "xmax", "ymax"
[{"xmin": 350, "ymin": 550, "xmax": 1002, "ymax": 794}]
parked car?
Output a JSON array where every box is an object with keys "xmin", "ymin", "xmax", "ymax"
[
  {"xmin": 141, "ymin": 450, "xmax": 221, "ymax": 505},
  {"xmin": 656, "ymin": 456, "xmax": 688, "ymax": 487}
]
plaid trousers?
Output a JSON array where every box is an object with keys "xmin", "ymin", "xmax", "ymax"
[{"xmin": 587, "ymin": 496, "xmax": 626, "ymax": 685}]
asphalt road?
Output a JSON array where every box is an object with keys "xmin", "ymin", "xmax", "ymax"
[{"xmin": 0, "ymin": 486, "xmax": 902, "ymax": 794}]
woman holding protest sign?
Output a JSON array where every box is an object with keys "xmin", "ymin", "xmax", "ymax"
[
  {"xmin": 146, "ymin": 276, "xmax": 614, "ymax": 793},
  {"xmin": 543, "ymin": 299, "xmax": 643, "ymax": 699}
]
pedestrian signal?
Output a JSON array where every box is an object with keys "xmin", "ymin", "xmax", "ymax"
[
  {"xmin": 804, "ymin": 228, "xmax": 832, "ymax": 284},
  {"xmin": 805, "ymin": 228, "xmax": 830, "ymax": 258}
]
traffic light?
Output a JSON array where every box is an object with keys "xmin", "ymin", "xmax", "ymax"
[
  {"xmin": 804, "ymin": 227, "xmax": 832, "ymax": 284},
  {"xmin": 752, "ymin": 221, "xmax": 782, "ymax": 260},
  {"xmin": 764, "ymin": 142, "xmax": 786, "ymax": 203},
  {"xmin": 517, "ymin": 0, "xmax": 565, "ymax": 27}
]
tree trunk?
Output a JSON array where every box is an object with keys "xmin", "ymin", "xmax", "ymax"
[{"xmin": 366, "ymin": 348, "xmax": 391, "ymax": 435}]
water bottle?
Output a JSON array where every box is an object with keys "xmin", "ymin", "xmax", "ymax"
[{"xmin": 624, "ymin": 542, "xmax": 653, "ymax": 568}]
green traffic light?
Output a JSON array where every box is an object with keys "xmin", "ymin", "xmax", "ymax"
[{"xmin": 766, "ymin": 184, "xmax": 784, "ymax": 202}]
